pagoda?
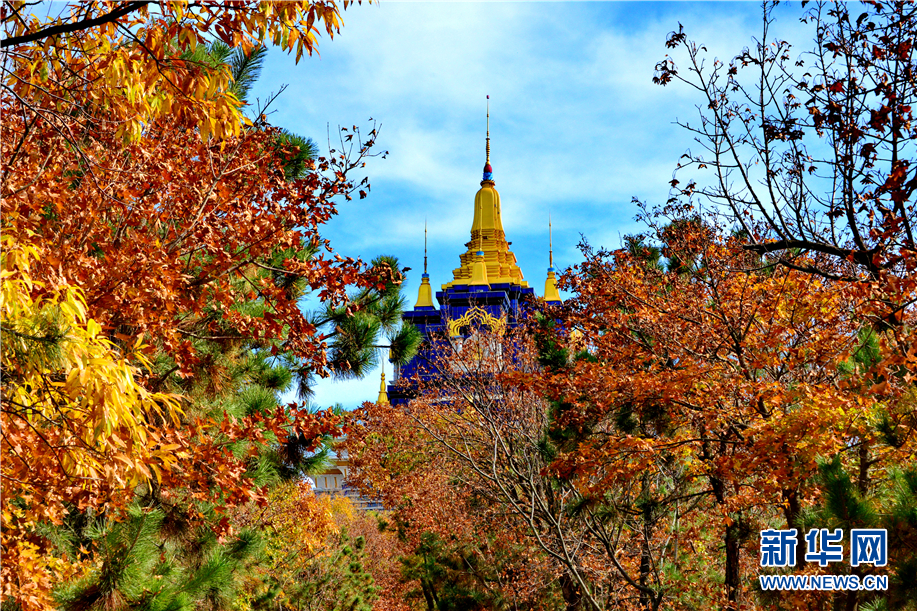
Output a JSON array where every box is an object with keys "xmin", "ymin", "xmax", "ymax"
[{"xmin": 387, "ymin": 100, "xmax": 561, "ymax": 405}]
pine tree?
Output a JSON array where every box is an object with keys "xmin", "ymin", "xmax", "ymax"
[{"xmin": 41, "ymin": 44, "xmax": 419, "ymax": 611}]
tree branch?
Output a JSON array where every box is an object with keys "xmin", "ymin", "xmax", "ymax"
[{"xmin": 1, "ymin": 1, "xmax": 150, "ymax": 48}]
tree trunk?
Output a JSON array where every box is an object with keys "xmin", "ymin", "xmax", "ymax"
[
  {"xmin": 640, "ymin": 542, "xmax": 651, "ymax": 609},
  {"xmin": 559, "ymin": 572, "xmax": 583, "ymax": 611},
  {"xmin": 724, "ymin": 521, "xmax": 741, "ymax": 609},
  {"xmin": 710, "ymin": 472, "xmax": 740, "ymax": 608},
  {"xmin": 781, "ymin": 488, "xmax": 803, "ymax": 569}
]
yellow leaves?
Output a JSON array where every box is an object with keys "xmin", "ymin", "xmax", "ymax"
[
  {"xmin": 1, "ymin": 233, "xmax": 185, "ymax": 508},
  {"xmin": 2, "ymin": 235, "xmax": 196, "ymax": 607},
  {"xmin": 287, "ymin": 25, "xmax": 300, "ymax": 52},
  {"xmin": 3, "ymin": 1, "xmax": 348, "ymax": 144},
  {"xmin": 248, "ymin": 481, "xmax": 349, "ymax": 566},
  {"xmin": 170, "ymin": 1, "xmax": 186, "ymax": 23},
  {"xmin": 199, "ymin": 116, "xmax": 213, "ymax": 142}
]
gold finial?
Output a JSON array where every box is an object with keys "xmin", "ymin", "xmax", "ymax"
[
  {"xmin": 486, "ymin": 95, "xmax": 490, "ymax": 164},
  {"xmin": 377, "ymin": 360, "xmax": 389, "ymax": 405},
  {"xmin": 444, "ymin": 95, "xmax": 527, "ymax": 291},
  {"xmin": 416, "ymin": 228, "xmax": 434, "ymax": 308},
  {"xmin": 549, "ymin": 214, "xmax": 554, "ymax": 269},
  {"xmin": 544, "ymin": 213, "xmax": 561, "ymax": 303},
  {"xmin": 481, "ymin": 96, "xmax": 494, "ymax": 185}
]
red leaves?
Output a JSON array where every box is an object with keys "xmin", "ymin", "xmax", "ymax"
[
  {"xmin": 869, "ymin": 104, "xmax": 891, "ymax": 131},
  {"xmin": 653, "ymin": 57, "xmax": 678, "ymax": 86},
  {"xmin": 665, "ymin": 24, "xmax": 686, "ymax": 49}
]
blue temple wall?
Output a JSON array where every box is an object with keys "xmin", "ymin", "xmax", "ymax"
[{"xmin": 389, "ymin": 282, "xmax": 536, "ymax": 405}]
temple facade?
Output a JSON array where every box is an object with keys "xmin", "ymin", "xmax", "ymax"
[
  {"xmin": 383, "ymin": 111, "xmax": 562, "ymax": 406},
  {"xmin": 317, "ymin": 108, "xmax": 562, "ymax": 508},
  {"xmin": 311, "ymin": 448, "xmax": 383, "ymax": 511}
]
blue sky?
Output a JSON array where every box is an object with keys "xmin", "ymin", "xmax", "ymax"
[{"xmin": 249, "ymin": 1, "xmax": 810, "ymax": 409}]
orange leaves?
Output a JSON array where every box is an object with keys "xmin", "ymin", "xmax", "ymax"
[
  {"xmin": 524, "ymin": 222, "xmax": 917, "ymax": 607},
  {"xmin": 1, "ymin": 236, "xmax": 188, "ymax": 608},
  {"xmin": 1, "ymin": 113, "xmax": 379, "ymax": 374},
  {"xmin": 562, "ymin": 232, "xmax": 861, "ymax": 481},
  {"xmin": 2, "ymin": 1, "xmax": 353, "ymax": 144}
]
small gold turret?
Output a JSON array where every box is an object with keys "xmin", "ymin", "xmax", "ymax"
[
  {"xmin": 415, "ymin": 221, "xmax": 435, "ymax": 308},
  {"xmin": 544, "ymin": 215, "xmax": 561, "ymax": 303},
  {"xmin": 377, "ymin": 365, "xmax": 389, "ymax": 405},
  {"xmin": 469, "ymin": 250, "xmax": 490, "ymax": 286},
  {"xmin": 444, "ymin": 96, "xmax": 528, "ymax": 290}
]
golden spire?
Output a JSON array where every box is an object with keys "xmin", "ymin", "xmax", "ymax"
[
  {"xmin": 486, "ymin": 95, "xmax": 490, "ymax": 167},
  {"xmin": 549, "ymin": 214, "xmax": 554, "ymax": 269},
  {"xmin": 377, "ymin": 361, "xmax": 389, "ymax": 405},
  {"xmin": 544, "ymin": 214, "xmax": 561, "ymax": 303},
  {"xmin": 415, "ymin": 220, "xmax": 435, "ymax": 308},
  {"xmin": 444, "ymin": 97, "xmax": 528, "ymax": 290}
]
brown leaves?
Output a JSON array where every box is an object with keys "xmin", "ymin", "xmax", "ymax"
[
  {"xmin": 540, "ymin": 221, "xmax": 917, "ymax": 607},
  {"xmin": 1, "ymin": 3, "xmax": 385, "ymax": 607},
  {"xmin": 1, "ymin": 114, "xmax": 381, "ymax": 374},
  {"xmin": 2, "ymin": 1, "xmax": 351, "ymax": 143}
]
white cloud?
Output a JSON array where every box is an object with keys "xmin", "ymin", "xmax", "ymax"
[{"xmin": 251, "ymin": 1, "xmax": 817, "ymax": 408}]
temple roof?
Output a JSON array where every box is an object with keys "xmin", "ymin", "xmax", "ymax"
[{"xmin": 442, "ymin": 107, "xmax": 528, "ymax": 290}]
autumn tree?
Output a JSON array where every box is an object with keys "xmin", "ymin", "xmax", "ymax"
[
  {"xmin": 348, "ymin": 363, "xmax": 568, "ymax": 611},
  {"xmin": 654, "ymin": 1, "xmax": 917, "ymax": 396},
  {"xmin": 1, "ymin": 1, "xmax": 351, "ymax": 141},
  {"xmin": 0, "ymin": 1, "xmax": 420, "ymax": 609},
  {"xmin": 350, "ymin": 326, "xmax": 629, "ymax": 611},
  {"xmin": 534, "ymin": 209, "xmax": 914, "ymax": 610},
  {"xmin": 229, "ymin": 481, "xmax": 382, "ymax": 611},
  {"xmin": 649, "ymin": 3, "xmax": 917, "ymax": 605},
  {"xmin": 655, "ymin": 1, "xmax": 916, "ymax": 282},
  {"xmin": 0, "ymin": 238, "xmax": 185, "ymax": 610}
]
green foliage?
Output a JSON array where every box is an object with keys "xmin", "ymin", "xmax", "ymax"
[
  {"xmin": 54, "ymin": 503, "xmax": 262, "ymax": 611},
  {"xmin": 886, "ymin": 468, "xmax": 917, "ymax": 608},
  {"xmin": 182, "ymin": 40, "xmax": 267, "ymax": 106},
  {"xmin": 223, "ymin": 43, "xmax": 268, "ymax": 104},
  {"xmin": 188, "ymin": 41, "xmax": 318, "ymax": 183},
  {"xmin": 272, "ymin": 129, "xmax": 320, "ymax": 181},
  {"xmin": 320, "ymin": 255, "xmax": 420, "ymax": 379},
  {"xmin": 388, "ymin": 322, "xmax": 423, "ymax": 367},
  {"xmin": 280, "ymin": 531, "xmax": 378, "ymax": 611},
  {"xmin": 624, "ymin": 234, "xmax": 663, "ymax": 269},
  {"xmin": 532, "ymin": 314, "xmax": 569, "ymax": 371},
  {"xmin": 399, "ymin": 532, "xmax": 503, "ymax": 611},
  {"xmin": 839, "ymin": 327, "xmax": 883, "ymax": 377},
  {"xmin": 809, "ymin": 457, "xmax": 917, "ymax": 610},
  {"xmin": 813, "ymin": 456, "xmax": 875, "ymax": 527}
]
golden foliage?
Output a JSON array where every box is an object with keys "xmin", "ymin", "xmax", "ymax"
[
  {"xmin": 1, "ymin": 235, "xmax": 183, "ymax": 609},
  {"xmin": 1, "ymin": 0, "xmax": 350, "ymax": 142}
]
